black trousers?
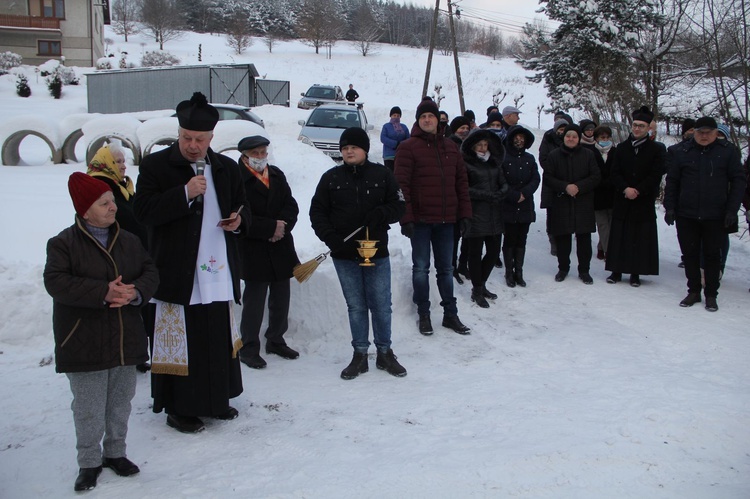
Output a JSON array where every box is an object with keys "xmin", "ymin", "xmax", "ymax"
[
  {"xmin": 555, "ymin": 233, "xmax": 592, "ymax": 273},
  {"xmin": 239, "ymin": 279, "xmax": 291, "ymax": 357},
  {"xmin": 676, "ymin": 217, "xmax": 723, "ymax": 298},
  {"xmin": 503, "ymin": 222, "xmax": 531, "ymax": 250},
  {"xmin": 466, "ymin": 235, "xmax": 501, "ymax": 287}
]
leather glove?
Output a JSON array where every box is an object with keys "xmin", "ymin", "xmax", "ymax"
[
  {"xmin": 364, "ymin": 209, "xmax": 386, "ymax": 230},
  {"xmin": 664, "ymin": 210, "xmax": 675, "ymax": 226},
  {"xmin": 459, "ymin": 218, "xmax": 471, "ymax": 237},
  {"xmin": 401, "ymin": 222, "xmax": 415, "ymax": 239},
  {"xmin": 724, "ymin": 212, "xmax": 738, "ymax": 228}
]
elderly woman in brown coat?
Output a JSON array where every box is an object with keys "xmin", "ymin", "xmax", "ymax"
[{"xmin": 44, "ymin": 173, "xmax": 158, "ymax": 492}]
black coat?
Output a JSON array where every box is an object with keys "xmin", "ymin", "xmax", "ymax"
[
  {"xmin": 543, "ymin": 145, "xmax": 600, "ymax": 235},
  {"xmin": 501, "ymin": 126, "xmax": 540, "ymax": 224},
  {"xmin": 610, "ymin": 137, "xmax": 666, "ymax": 222},
  {"xmin": 664, "ymin": 138, "xmax": 745, "ymax": 222},
  {"xmin": 604, "ymin": 137, "xmax": 665, "ymax": 275},
  {"xmin": 461, "ymin": 129, "xmax": 508, "ymax": 237},
  {"xmin": 133, "ymin": 143, "xmax": 248, "ymax": 305},
  {"xmin": 592, "ymin": 144, "xmax": 616, "ymax": 211},
  {"xmin": 238, "ymin": 163, "xmax": 300, "ymax": 282},
  {"xmin": 44, "ymin": 217, "xmax": 159, "ymax": 373},
  {"xmin": 538, "ymin": 129, "xmax": 563, "ymax": 209},
  {"xmin": 310, "ymin": 160, "xmax": 405, "ymax": 261}
]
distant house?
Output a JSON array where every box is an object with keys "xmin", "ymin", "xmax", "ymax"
[{"xmin": 0, "ymin": 0, "xmax": 106, "ymax": 67}]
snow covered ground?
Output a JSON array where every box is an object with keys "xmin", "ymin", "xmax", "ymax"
[{"xmin": 1, "ymin": 27, "xmax": 749, "ymax": 498}]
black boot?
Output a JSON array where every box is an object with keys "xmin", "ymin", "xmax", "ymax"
[
  {"xmin": 471, "ymin": 287, "xmax": 490, "ymax": 308},
  {"xmin": 376, "ymin": 349, "xmax": 407, "ymax": 377},
  {"xmin": 74, "ymin": 466, "xmax": 102, "ymax": 491},
  {"xmin": 341, "ymin": 352, "xmax": 369, "ymax": 380},
  {"xmin": 514, "ymin": 247, "xmax": 527, "ymax": 287},
  {"xmin": 503, "ymin": 248, "xmax": 516, "ymax": 287},
  {"xmin": 482, "ymin": 285, "xmax": 498, "ymax": 300},
  {"xmin": 418, "ymin": 314, "xmax": 433, "ymax": 335}
]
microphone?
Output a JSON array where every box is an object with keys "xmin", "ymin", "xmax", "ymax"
[{"xmin": 195, "ymin": 159, "xmax": 205, "ymax": 203}]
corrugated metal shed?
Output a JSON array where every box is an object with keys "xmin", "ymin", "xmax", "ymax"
[{"xmin": 86, "ymin": 63, "xmax": 262, "ymax": 114}]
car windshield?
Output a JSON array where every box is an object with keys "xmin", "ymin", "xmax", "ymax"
[
  {"xmin": 306, "ymin": 87, "xmax": 336, "ymax": 99},
  {"xmin": 307, "ymin": 109, "xmax": 361, "ymax": 129}
]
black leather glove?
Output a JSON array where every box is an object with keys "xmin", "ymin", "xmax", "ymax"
[
  {"xmin": 401, "ymin": 222, "xmax": 415, "ymax": 239},
  {"xmin": 664, "ymin": 210, "xmax": 675, "ymax": 226},
  {"xmin": 724, "ymin": 212, "xmax": 738, "ymax": 228},
  {"xmin": 364, "ymin": 209, "xmax": 386, "ymax": 230},
  {"xmin": 459, "ymin": 218, "xmax": 471, "ymax": 237}
]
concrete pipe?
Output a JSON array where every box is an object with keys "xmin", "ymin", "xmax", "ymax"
[{"xmin": 1, "ymin": 130, "xmax": 62, "ymax": 166}]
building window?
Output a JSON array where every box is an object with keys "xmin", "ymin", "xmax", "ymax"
[
  {"xmin": 38, "ymin": 40, "xmax": 62, "ymax": 56},
  {"xmin": 42, "ymin": 0, "xmax": 65, "ymax": 19}
]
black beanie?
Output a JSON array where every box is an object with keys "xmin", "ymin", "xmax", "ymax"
[
  {"xmin": 564, "ymin": 124, "xmax": 582, "ymax": 139},
  {"xmin": 389, "ymin": 106, "xmax": 402, "ymax": 117},
  {"xmin": 450, "ymin": 116, "xmax": 469, "ymax": 132},
  {"xmin": 464, "ymin": 109, "xmax": 476, "ymax": 122},
  {"xmin": 176, "ymin": 92, "xmax": 219, "ymax": 131},
  {"xmin": 339, "ymin": 127, "xmax": 370, "ymax": 152},
  {"xmin": 632, "ymin": 106, "xmax": 655, "ymax": 124},
  {"xmin": 415, "ymin": 97, "xmax": 440, "ymax": 120}
]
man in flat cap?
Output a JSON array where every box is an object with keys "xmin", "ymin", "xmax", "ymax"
[
  {"xmin": 236, "ymin": 135, "xmax": 300, "ymax": 370},
  {"xmin": 134, "ymin": 92, "xmax": 247, "ymax": 433},
  {"xmin": 664, "ymin": 116, "xmax": 746, "ymax": 312}
]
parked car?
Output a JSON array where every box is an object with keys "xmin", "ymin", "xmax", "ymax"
[
  {"xmin": 298, "ymin": 103, "xmax": 374, "ymax": 159},
  {"xmin": 297, "ymin": 84, "xmax": 345, "ymax": 109},
  {"xmin": 173, "ymin": 103, "xmax": 265, "ymax": 128}
]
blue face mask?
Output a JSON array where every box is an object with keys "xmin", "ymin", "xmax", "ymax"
[{"xmin": 598, "ymin": 140, "xmax": 612, "ymax": 148}]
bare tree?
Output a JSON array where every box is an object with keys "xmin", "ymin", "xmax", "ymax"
[
  {"xmin": 296, "ymin": 0, "xmax": 342, "ymax": 54},
  {"xmin": 140, "ymin": 0, "xmax": 184, "ymax": 50},
  {"xmin": 225, "ymin": 9, "xmax": 253, "ymax": 55},
  {"xmin": 350, "ymin": 2, "xmax": 382, "ymax": 56},
  {"xmin": 687, "ymin": 0, "xmax": 749, "ymax": 151},
  {"xmin": 111, "ymin": 0, "xmax": 141, "ymax": 42}
]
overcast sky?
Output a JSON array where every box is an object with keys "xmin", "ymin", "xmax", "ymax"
[{"xmin": 398, "ymin": 0, "xmax": 550, "ymax": 37}]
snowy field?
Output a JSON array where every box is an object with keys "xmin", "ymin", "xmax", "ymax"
[{"xmin": 0, "ymin": 27, "xmax": 749, "ymax": 498}]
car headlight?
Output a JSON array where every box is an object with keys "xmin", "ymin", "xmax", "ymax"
[{"xmin": 298, "ymin": 135, "xmax": 313, "ymax": 146}]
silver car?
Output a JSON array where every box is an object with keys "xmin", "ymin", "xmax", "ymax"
[
  {"xmin": 298, "ymin": 104, "xmax": 374, "ymax": 159},
  {"xmin": 297, "ymin": 84, "xmax": 345, "ymax": 109}
]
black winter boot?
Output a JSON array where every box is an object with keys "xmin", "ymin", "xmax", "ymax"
[
  {"xmin": 471, "ymin": 287, "xmax": 490, "ymax": 308},
  {"xmin": 503, "ymin": 247, "xmax": 516, "ymax": 287},
  {"xmin": 376, "ymin": 349, "xmax": 407, "ymax": 377},
  {"xmin": 514, "ymin": 247, "xmax": 527, "ymax": 287},
  {"xmin": 340, "ymin": 352, "xmax": 369, "ymax": 380}
]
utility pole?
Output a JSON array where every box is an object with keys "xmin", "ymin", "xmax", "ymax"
[
  {"xmin": 422, "ymin": 0, "xmax": 440, "ymax": 98},
  {"xmin": 447, "ymin": 0, "xmax": 465, "ymax": 114}
]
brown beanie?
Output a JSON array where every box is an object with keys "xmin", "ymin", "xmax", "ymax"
[{"xmin": 68, "ymin": 172, "xmax": 111, "ymax": 216}]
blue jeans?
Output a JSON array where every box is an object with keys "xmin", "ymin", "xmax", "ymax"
[
  {"xmin": 411, "ymin": 223, "xmax": 458, "ymax": 317},
  {"xmin": 332, "ymin": 257, "xmax": 393, "ymax": 353}
]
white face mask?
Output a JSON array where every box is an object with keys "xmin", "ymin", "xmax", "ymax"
[
  {"xmin": 247, "ymin": 156, "xmax": 267, "ymax": 172},
  {"xmin": 476, "ymin": 150, "xmax": 491, "ymax": 162}
]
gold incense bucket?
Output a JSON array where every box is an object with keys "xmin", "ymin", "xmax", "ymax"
[{"xmin": 357, "ymin": 228, "xmax": 379, "ymax": 267}]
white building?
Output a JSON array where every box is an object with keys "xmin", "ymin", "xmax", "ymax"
[{"xmin": 0, "ymin": 0, "xmax": 105, "ymax": 67}]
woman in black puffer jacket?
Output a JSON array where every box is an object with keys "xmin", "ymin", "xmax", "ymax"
[
  {"xmin": 461, "ymin": 129, "xmax": 508, "ymax": 308},
  {"xmin": 501, "ymin": 125, "xmax": 540, "ymax": 288}
]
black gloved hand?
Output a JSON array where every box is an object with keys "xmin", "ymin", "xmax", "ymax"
[
  {"xmin": 724, "ymin": 212, "xmax": 738, "ymax": 228},
  {"xmin": 459, "ymin": 218, "xmax": 471, "ymax": 237},
  {"xmin": 364, "ymin": 209, "xmax": 386, "ymax": 230},
  {"xmin": 401, "ymin": 222, "xmax": 415, "ymax": 239},
  {"xmin": 324, "ymin": 234, "xmax": 347, "ymax": 253},
  {"xmin": 664, "ymin": 210, "xmax": 675, "ymax": 226}
]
